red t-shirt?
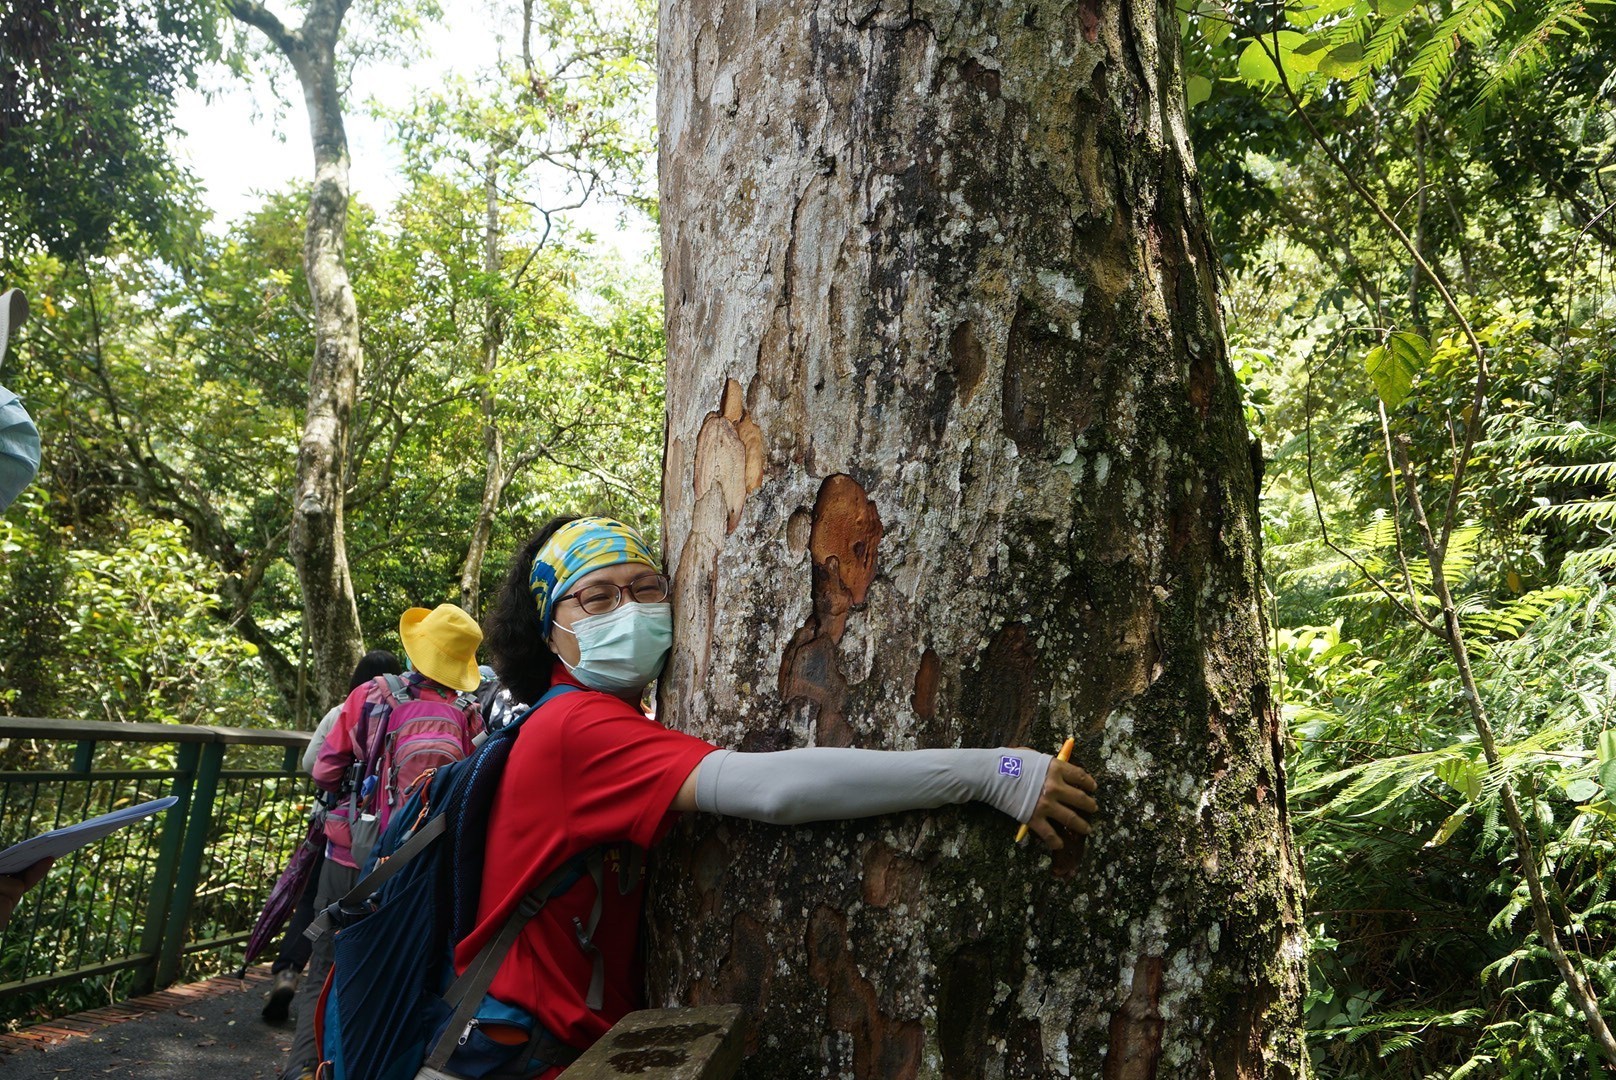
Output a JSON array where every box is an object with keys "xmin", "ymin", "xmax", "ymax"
[{"xmin": 454, "ymin": 665, "xmax": 717, "ymax": 1072}]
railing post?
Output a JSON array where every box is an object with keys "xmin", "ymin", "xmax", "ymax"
[
  {"xmin": 71, "ymin": 740, "xmax": 95, "ymax": 773},
  {"xmin": 132, "ymin": 741, "xmax": 200, "ymax": 996},
  {"xmin": 154, "ymin": 739, "xmax": 225, "ymax": 989}
]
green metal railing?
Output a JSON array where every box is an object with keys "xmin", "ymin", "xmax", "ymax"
[{"xmin": 0, "ymin": 717, "xmax": 312, "ymax": 1025}]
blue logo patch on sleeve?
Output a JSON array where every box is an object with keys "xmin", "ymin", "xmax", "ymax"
[{"xmin": 999, "ymin": 755, "xmax": 1023, "ymax": 778}]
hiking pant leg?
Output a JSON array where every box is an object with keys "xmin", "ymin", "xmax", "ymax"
[
  {"xmin": 271, "ymin": 849, "xmax": 326, "ymax": 974},
  {"xmin": 281, "ymin": 858, "xmax": 358, "ymax": 1079}
]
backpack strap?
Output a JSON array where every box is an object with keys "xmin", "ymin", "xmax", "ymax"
[
  {"xmin": 449, "ymin": 681, "xmax": 586, "ymax": 940},
  {"xmin": 508, "ymin": 681, "xmax": 582, "ymax": 730},
  {"xmin": 381, "ymin": 672, "xmax": 414, "ymax": 705},
  {"xmin": 572, "ymin": 850, "xmax": 608, "ymax": 1010},
  {"xmin": 354, "ymin": 675, "xmax": 413, "ymax": 808},
  {"xmin": 426, "ymin": 851, "xmax": 596, "ymax": 1071},
  {"xmin": 303, "ymin": 812, "xmax": 448, "ymax": 943},
  {"xmin": 617, "ymin": 844, "xmax": 644, "ymax": 896}
]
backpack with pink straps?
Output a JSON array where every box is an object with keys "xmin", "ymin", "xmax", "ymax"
[{"xmin": 344, "ymin": 674, "xmax": 481, "ymax": 867}]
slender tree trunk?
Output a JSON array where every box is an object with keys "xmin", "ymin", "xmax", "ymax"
[
  {"xmin": 228, "ymin": 0, "xmax": 365, "ymax": 706},
  {"xmin": 460, "ymin": 154, "xmax": 506, "ymax": 616},
  {"xmin": 1407, "ymin": 121, "xmax": 1428, "ymax": 336},
  {"xmin": 648, "ymin": 2, "xmax": 1305, "ymax": 1077}
]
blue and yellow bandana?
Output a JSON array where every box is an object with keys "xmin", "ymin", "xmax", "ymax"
[{"xmin": 530, "ymin": 517, "xmax": 660, "ymax": 633}]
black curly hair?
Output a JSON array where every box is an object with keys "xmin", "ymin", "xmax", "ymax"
[{"xmin": 482, "ymin": 514, "xmax": 581, "ymax": 705}]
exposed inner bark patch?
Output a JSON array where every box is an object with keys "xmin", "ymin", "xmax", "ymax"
[
  {"xmin": 957, "ymin": 56, "xmax": 1001, "ymax": 98},
  {"xmin": 911, "ymin": 647, "xmax": 941, "ymax": 722},
  {"xmin": 707, "ymin": 913, "xmax": 774, "ymax": 1039},
  {"xmin": 810, "ymin": 474, "xmax": 883, "ymax": 622},
  {"xmin": 693, "ymin": 377, "xmax": 766, "ymax": 533},
  {"xmin": 1104, "ymin": 955, "xmax": 1165, "ymax": 1080},
  {"xmin": 1189, "ymin": 344, "xmax": 1217, "ymax": 421},
  {"xmin": 787, "ymin": 507, "xmax": 813, "ymax": 553},
  {"xmin": 1078, "ymin": 0, "xmax": 1101, "ymax": 41},
  {"xmin": 779, "ymin": 475, "xmax": 883, "ymax": 745},
  {"xmin": 807, "ymin": 904, "xmax": 924, "ymax": 1079},
  {"xmin": 861, "ymin": 843, "xmax": 926, "ymax": 908}
]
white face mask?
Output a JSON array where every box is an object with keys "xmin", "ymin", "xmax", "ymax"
[{"xmin": 554, "ymin": 602, "xmax": 673, "ymax": 692}]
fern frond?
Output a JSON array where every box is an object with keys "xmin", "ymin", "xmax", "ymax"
[
  {"xmin": 1526, "ymin": 499, "xmax": 1616, "ymax": 527},
  {"xmin": 1405, "ymin": 0, "xmax": 1513, "ymax": 120},
  {"xmin": 1562, "ymin": 547, "xmax": 1616, "ymax": 574},
  {"xmin": 1473, "ymin": 0, "xmax": 1599, "ymax": 116},
  {"xmin": 1525, "ymin": 460, "xmax": 1616, "ymax": 487},
  {"xmin": 1511, "ymin": 420, "xmax": 1616, "ymax": 457},
  {"xmin": 1460, "ymin": 586, "xmax": 1585, "ymax": 639}
]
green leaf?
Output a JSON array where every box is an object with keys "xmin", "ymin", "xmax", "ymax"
[
  {"xmin": 1318, "ymin": 42, "xmax": 1366, "ymax": 78},
  {"xmin": 1237, "ymin": 31, "xmax": 1320, "ymax": 88},
  {"xmin": 1187, "ymin": 75, "xmax": 1213, "ymax": 108},
  {"xmin": 1238, "ymin": 39, "xmax": 1282, "ymax": 85},
  {"xmin": 1565, "ymin": 778, "xmax": 1602, "ymax": 803},
  {"xmin": 1599, "ymin": 730, "xmax": 1616, "ymax": 803},
  {"xmin": 1435, "ymin": 757, "xmax": 1482, "ymax": 801},
  {"xmin": 1201, "ymin": 4, "xmax": 1235, "ymax": 48},
  {"xmin": 1288, "ymin": 0, "xmax": 1359, "ymax": 26},
  {"xmin": 1376, "ymin": 0, "xmax": 1416, "ymax": 15},
  {"xmin": 1425, "ymin": 810, "xmax": 1469, "ymax": 848},
  {"xmin": 1365, "ymin": 331, "xmax": 1430, "ymax": 409}
]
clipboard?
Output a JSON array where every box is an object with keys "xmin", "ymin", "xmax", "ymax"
[{"xmin": 0, "ymin": 796, "xmax": 179, "ymax": 876}]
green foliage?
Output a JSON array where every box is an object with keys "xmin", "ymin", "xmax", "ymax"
[
  {"xmin": 0, "ymin": 0, "xmax": 664, "ymax": 726},
  {"xmin": 1285, "ymin": 574, "xmax": 1616, "ymax": 1076},
  {"xmin": 0, "ymin": 498, "xmax": 278, "ymax": 725},
  {"xmin": 0, "ymin": 0, "xmax": 219, "ymax": 264}
]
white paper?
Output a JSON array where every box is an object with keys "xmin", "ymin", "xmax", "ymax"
[{"xmin": 0, "ymin": 796, "xmax": 179, "ymax": 875}]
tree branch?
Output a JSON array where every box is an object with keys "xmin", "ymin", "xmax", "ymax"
[{"xmin": 224, "ymin": 0, "xmax": 299, "ymax": 57}]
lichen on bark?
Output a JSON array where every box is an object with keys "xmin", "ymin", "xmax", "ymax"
[{"xmin": 651, "ymin": 0, "xmax": 1305, "ymax": 1076}]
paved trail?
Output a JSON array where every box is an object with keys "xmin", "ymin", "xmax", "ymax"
[{"xmin": 1, "ymin": 967, "xmax": 295, "ymax": 1079}]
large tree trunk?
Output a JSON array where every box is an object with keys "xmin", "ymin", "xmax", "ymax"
[
  {"xmin": 228, "ymin": 0, "xmax": 366, "ymax": 707},
  {"xmin": 648, "ymin": 2, "xmax": 1305, "ymax": 1077}
]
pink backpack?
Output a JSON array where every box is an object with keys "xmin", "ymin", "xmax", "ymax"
[{"xmin": 357, "ymin": 674, "xmax": 481, "ymax": 835}]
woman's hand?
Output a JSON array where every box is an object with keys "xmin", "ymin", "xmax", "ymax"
[{"xmin": 1023, "ymin": 758, "xmax": 1099, "ymax": 851}]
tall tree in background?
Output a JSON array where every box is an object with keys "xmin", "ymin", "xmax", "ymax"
[
  {"xmin": 649, "ymin": 1, "xmax": 1304, "ymax": 1075},
  {"xmin": 457, "ymin": 0, "xmax": 653, "ymax": 613},
  {"xmin": 391, "ymin": 0, "xmax": 656, "ymax": 614},
  {"xmin": 224, "ymin": 0, "xmax": 383, "ymax": 706}
]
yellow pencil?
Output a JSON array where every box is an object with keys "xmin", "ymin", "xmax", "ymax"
[{"xmin": 1015, "ymin": 737, "xmax": 1075, "ymax": 845}]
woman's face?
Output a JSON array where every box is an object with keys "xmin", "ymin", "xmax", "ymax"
[{"xmin": 547, "ymin": 560, "xmax": 663, "ymax": 667}]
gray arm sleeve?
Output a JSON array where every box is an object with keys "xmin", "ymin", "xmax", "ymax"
[{"xmin": 694, "ymin": 746, "xmax": 1053, "ymax": 825}]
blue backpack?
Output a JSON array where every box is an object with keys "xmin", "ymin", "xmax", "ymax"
[{"xmin": 308, "ymin": 683, "xmax": 641, "ymax": 1080}]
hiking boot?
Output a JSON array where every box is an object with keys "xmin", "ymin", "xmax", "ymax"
[{"xmin": 262, "ymin": 969, "xmax": 298, "ymax": 1023}]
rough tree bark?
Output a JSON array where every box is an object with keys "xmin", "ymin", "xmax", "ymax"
[
  {"xmin": 227, "ymin": 0, "xmax": 365, "ymax": 706},
  {"xmin": 648, "ymin": 1, "xmax": 1305, "ymax": 1077}
]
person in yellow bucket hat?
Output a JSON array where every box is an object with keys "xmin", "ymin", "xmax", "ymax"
[
  {"xmin": 279, "ymin": 604, "xmax": 486, "ymax": 1080},
  {"xmin": 399, "ymin": 603, "xmax": 484, "ymax": 692}
]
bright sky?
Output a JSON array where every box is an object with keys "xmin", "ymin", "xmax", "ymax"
[{"xmin": 168, "ymin": 3, "xmax": 657, "ymax": 265}]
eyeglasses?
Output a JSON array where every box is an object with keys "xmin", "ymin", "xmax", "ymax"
[{"xmin": 558, "ymin": 573, "xmax": 670, "ymax": 616}]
